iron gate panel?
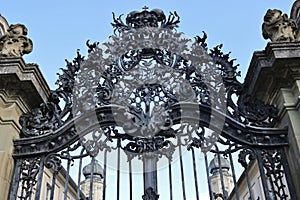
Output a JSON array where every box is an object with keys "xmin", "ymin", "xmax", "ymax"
[
  {"xmin": 9, "ymin": 8, "xmax": 296, "ymax": 200},
  {"xmin": 10, "ymin": 133, "xmax": 294, "ymax": 200}
]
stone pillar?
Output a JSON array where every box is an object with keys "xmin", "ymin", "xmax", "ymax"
[
  {"xmin": 0, "ymin": 57, "xmax": 49, "ymax": 199},
  {"xmin": 244, "ymin": 42, "xmax": 300, "ymax": 198}
]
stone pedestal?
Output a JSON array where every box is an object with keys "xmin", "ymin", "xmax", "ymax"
[
  {"xmin": 0, "ymin": 57, "xmax": 49, "ymax": 200},
  {"xmin": 245, "ymin": 42, "xmax": 300, "ymax": 198}
]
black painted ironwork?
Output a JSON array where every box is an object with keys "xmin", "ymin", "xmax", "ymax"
[{"xmin": 9, "ymin": 7, "xmax": 297, "ymax": 200}]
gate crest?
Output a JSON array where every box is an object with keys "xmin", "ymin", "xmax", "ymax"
[{"xmin": 10, "ymin": 7, "xmax": 295, "ymax": 200}]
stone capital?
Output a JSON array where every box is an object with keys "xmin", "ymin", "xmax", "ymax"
[
  {"xmin": 245, "ymin": 41, "xmax": 300, "ymax": 197},
  {"xmin": 0, "ymin": 57, "xmax": 50, "ymax": 110},
  {"xmin": 244, "ymin": 42, "xmax": 300, "ymax": 103}
]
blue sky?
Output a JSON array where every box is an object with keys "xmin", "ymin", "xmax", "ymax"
[
  {"xmin": 1, "ymin": 1, "xmax": 296, "ymax": 199},
  {"xmin": 0, "ymin": 0, "xmax": 295, "ymax": 89}
]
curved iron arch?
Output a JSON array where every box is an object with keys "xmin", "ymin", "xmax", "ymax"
[
  {"xmin": 16, "ymin": 8, "xmax": 288, "ymax": 156},
  {"xmin": 10, "ymin": 8, "xmax": 296, "ymax": 200},
  {"xmin": 14, "ymin": 102, "xmax": 288, "ymax": 159}
]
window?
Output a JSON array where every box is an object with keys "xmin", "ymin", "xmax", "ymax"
[{"xmin": 45, "ymin": 183, "xmax": 51, "ymax": 200}]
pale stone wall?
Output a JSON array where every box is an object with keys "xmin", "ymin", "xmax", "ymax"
[
  {"xmin": 0, "ymin": 57, "xmax": 50, "ymax": 199},
  {"xmin": 0, "ymin": 90, "xmax": 27, "ymax": 199},
  {"xmin": 0, "ymin": 18, "xmax": 20, "ymax": 199},
  {"xmin": 229, "ymin": 160, "xmax": 290, "ymax": 200},
  {"xmin": 245, "ymin": 42, "xmax": 300, "ymax": 198},
  {"xmin": 229, "ymin": 160, "xmax": 266, "ymax": 200},
  {"xmin": 40, "ymin": 168, "xmax": 78, "ymax": 200},
  {"xmin": 17, "ymin": 167, "xmax": 80, "ymax": 200}
]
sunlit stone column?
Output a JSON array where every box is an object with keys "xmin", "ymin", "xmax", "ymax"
[
  {"xmin": 0, "ymin": 57, "xmax": 50, "ymax": 199},
  {"xmin": 245, "ymin": 42, "xmax": 300, "ymax": 198}
]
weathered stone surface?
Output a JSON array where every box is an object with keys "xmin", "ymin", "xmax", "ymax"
[
  {"xmin": 0, "ymin": 57, "xmax": 50, "ymax": 108},
  {"xmin": 291, "ymin": 0, "xmax": 300, "ymax": 39},
  {"xmin": 0, "ymin": 24, "xmax": 33, "ymax": 57},
  {"xmin": 244, "ymin": 42, "xmax": 300, "ymax": 102},
  {"xmin": 0, "ymin": 57, "xmax": 50, "ymax": 200},
  {"xmin": 262, "ymin": 9, "xmax": 297, "ymax": 42},
  {"xmin": 0, "ymin": 15, "xmax": 9, "ymax": 37},
  {"xmin": 245, "ymin": 42, "xmax": 300, "ymax": 198}
]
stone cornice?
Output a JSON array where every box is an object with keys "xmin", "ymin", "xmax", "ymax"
[
  {"xmin": 244, "ymin": 42, "xmax": 300, "ymax": 102},
  {"xmin": 0, "ymin": 90, "xmax": 30, "ymax": 130},
  {"xmin": 0, "ymin": 117, "xmax": 20, "ymax": 132},
  {"xmin": 0, "ymin": 89, "xmax": 29, "ymax": 112},
  {"xmin": 0, "ymin": 57, "xmax": 50, "ymax": 109}
]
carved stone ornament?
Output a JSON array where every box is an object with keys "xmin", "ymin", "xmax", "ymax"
[
  {"xmin": 0, "ymin": 24, "xmax": 33, "ymax": 57},
  {"xmin": 262, "ymin": 9, "xmax": 298, "ymax": 42}
]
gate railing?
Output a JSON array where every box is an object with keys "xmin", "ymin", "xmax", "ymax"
[{"xmin": 9, "ymin": 7, "xmax": 297, "ymax": 200}]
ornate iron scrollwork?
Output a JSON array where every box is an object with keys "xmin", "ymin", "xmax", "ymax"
[
  {"xmin": 238, "ymin": 148, "xmax": 256, "ymax": 168},
  {"xmin": 44, "ymin": 154, "xmax": 62, "ymax": 173},
  {"xmin": 10, "ymin": 7, "xmax": 296, "ymax": 200},
  {"xmin": 19, "ymin": 51, "xmax": 84, "ymax": 137},
  {"xmin": 18, "ymin": 7, "xmax": 285, "ymax": 157},
  {"xmin": 261, "ymin": 149, "xmax": 289, "ymax": 200},
  {"xmin": 18, "ymin": 158, "xmax": 40, "ymax": 200}
]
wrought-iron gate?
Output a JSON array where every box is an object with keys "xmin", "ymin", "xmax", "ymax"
[{"xmin": 9, "ymin": 8, "xmax": 297, "ymax": 200}]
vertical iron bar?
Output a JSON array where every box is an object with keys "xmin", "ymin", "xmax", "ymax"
[
  {"xmin": 260, "ymin": 150, "xmax": 277, "ymax": 199},
  {"xmin": 28, "ymin": 159, "xmax": 39, "ymax": 200},
  {"xmin": 215, "ymin": 147, "xmax": 227, "ymax": 199},
  {"xmin": 34, "ymin": 158, "xmax": 45, "ymax": 200},
  {"xmin": 20, "ymin": 179, "xmax": 25, "ymax": 198},
  {"xmin": 89, "ymin": 157, "xmax": 95, "ymax": 200},
  {"xmin": 204, "ymin": 153, "xmax": 213, "ymax": 200},
  {"xmin": 76, "ymin": 149, "xmax": 85, "ymax": 200},
  {"xmin": 229, "ymin": 152, "xmax": 240, "ymax": 200},
  {"xmin": 168, "ymin": 159, "xmax": 173, "ymax": 200},
  {"xmin": 102, "ymin": 150, "xmax": 107, "ymax": 200},
  {"xmin": 266, "ymin": 161, "xmax": 277, "ymax": 199},
  {"xmin": 278, "ymin": 174, "xmax": 288, "ymax": 199},
  {"xmin": 8, "ymin": 158, "xmax": 22, "ymax": 200},
  {"xmin": 143, "ymin": 152, "xmax": 158, "ymax": 193},
  {"xmin": 64, "ymin": 159, "xmax": 71, "ymax": 200},
  {"xmin": 245, "ymin": 167, "xmax": 255, "ymax": 200},
  {"xmin": 129, "ymin": 159, "xmax": 133, "ymax": 200},
  {"xmin": 178, "ymin": 144, "xmax": 186, "ymax": 200},
  {"xmin": 50, "ymin": 170, "xmax": 58, "ymax": 200},
  {"xmin": 256, "ymin": 149, "xmax": 272, "ymax": 200},
  {"xmin": 117, "ymin": 139, "xmax": 121, "ymax": 200},
  {"xmin": 268, "ymin": 175, "xmax": 276, "ymax": 198},
  {"xmin": 190, "ymin": 148, "xmax": 199, "ymax": 200},
  {"xmin": 280, "ymin": 148, "xmax": 297, "ymax": 200}
]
